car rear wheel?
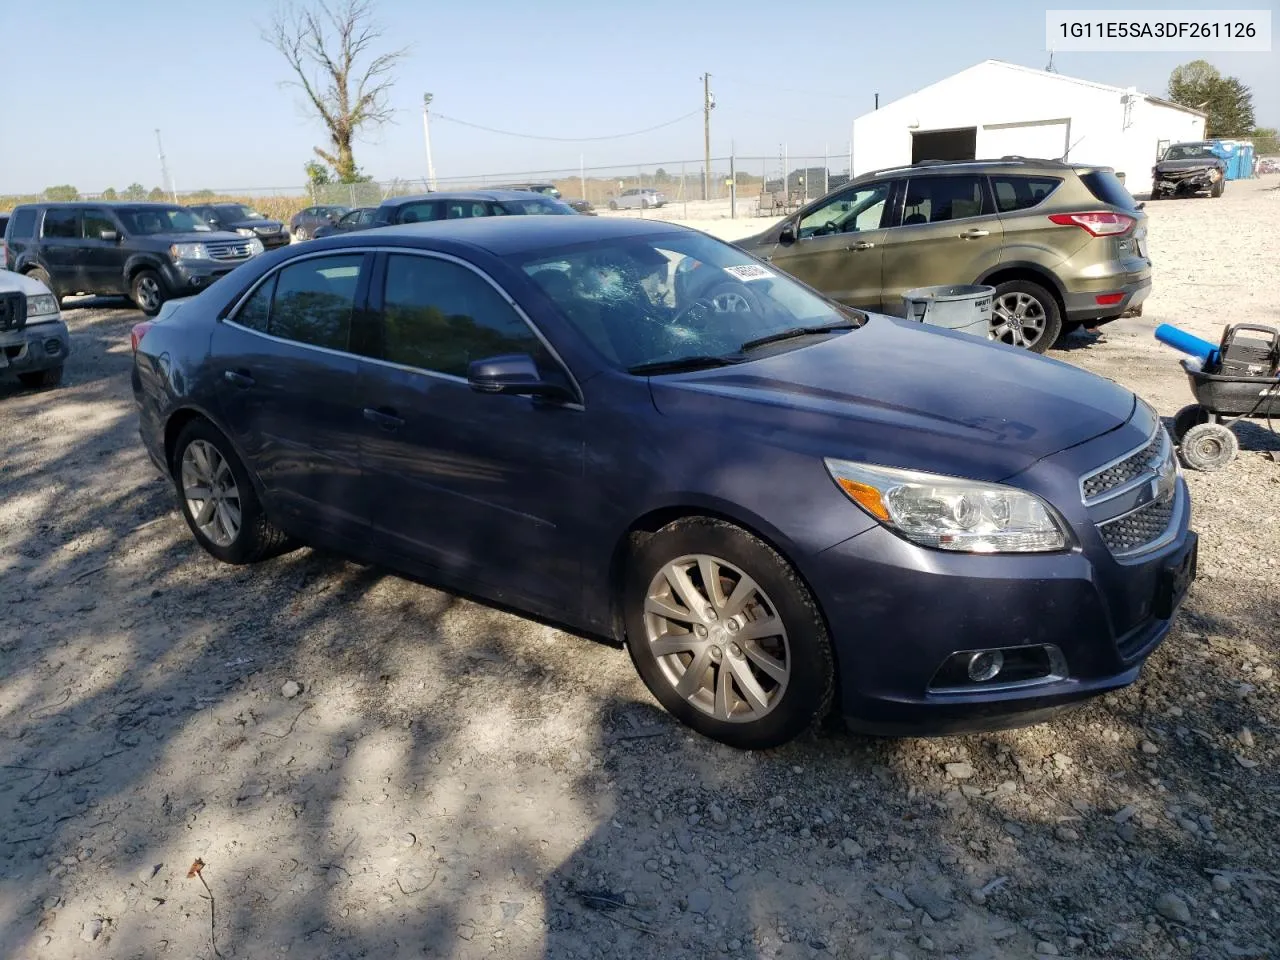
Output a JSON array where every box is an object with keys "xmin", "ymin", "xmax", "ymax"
[
  {"xmin": 172, "ymin": 419, "xmax": 296, "ymax": 564},
  {"xmin": 608, "ymin": 200, "xmax": 619, "ymax": 211},
  {"xmin": 131, "ymin": 270, "xmax": 168, "ymax": 317},
  {"xmin": 1179, "ymin": 422, "xmax": 1237, "ymax": 472},
  {"xmin": 990, "ymin": 280, "xmax": 1062, "ymax": 354},
  {"xmin": 624, "ymin": 517, "xmax": 834, "ymax": 749},
  {"xmin": 17, "ymin": 366, "xmax": 63, "ymax": 389}
]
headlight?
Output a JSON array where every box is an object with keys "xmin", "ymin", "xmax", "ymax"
[
  {"xmin": 236, "ymin": 227, "xmax": 256, "ymax": 237},
  {"xmin": 170, "ymin": 242, "xmax": 210, "ymax": 260},
  {"xmin": 25, "ymin": 294, "xmax": 59, "ymax": 319},
  {"xmin": 247, "ymin": 238, "xmax": 265, "ymax": 255},
  {"xmin": 824, "ymin": 459, "xmax": 1068, "ymax": 553}
]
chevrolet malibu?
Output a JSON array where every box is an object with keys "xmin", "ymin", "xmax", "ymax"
[{"xmin": 131, "ymin": 217, "xmax": 1196, "ymax": 749}]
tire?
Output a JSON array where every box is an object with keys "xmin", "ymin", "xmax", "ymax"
[
  {"xmin": 641, "ymin": 198, "xmax": 650, "ymax": 210},
  {"xmin": 1211, "ymin": 179, "xmax": 1225, "ymax": 198},
  {"xmin": 1172, "ymin": 404, "xmax": 1209, "ymax": 443},
  {"xmin": 17, "ymin": 366, "xmax": 63, "ymax": 389},
  {"xmin": 608, "ymin": 200, "xmax": 619, "ymax": 211},
  {"xmin": 1179, "ymin": 422, "xmax": 1237, "ymax": 472},
  {"xmin": 25, "ymin": 266, "xmax": 61, "ymax": 304},
  {"xmin": 295, "ymin": 227, "xmax": 311, "ymax": 241},
  {"xmin": 131, "ymin": 269, "xmax": 168, "ymax": 317},
  {"xmin": 990, "ymin": 280, "xmax": 1063, "ymax": 354},
  {"xmin": 623, "ymin": 517, "xmax": 834, "ymax": 749},
  {"xmin": 171, "ymin": 419, "xmax": 296, "ymax": 564}
]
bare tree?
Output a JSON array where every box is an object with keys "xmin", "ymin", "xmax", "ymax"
[{"xmin": 264, "ymin": 0, "xmax": 408, "ymax": 182}]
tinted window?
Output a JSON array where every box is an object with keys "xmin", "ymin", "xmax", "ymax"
[
  {"xmin": 798, "ymin": 183, "xmax": 891, "ymax": 238},
  {"xmin": 234, "ymin": 275, "xmax": 275, "ymax": 333},
  {"xmin": 9, "ymin": 209, "xmax": 38, "ymax": 239},
  {"xmin": 395, "ymin": 202, "xmax": 439, "ymax": 224},
  {"xmin": 269, "ymin": 254, "xmax": 364, "ymax": 350},
  {"xmin": 43, "ymin": 209, "xmax": 79, "ymax": 238},
  {"xmin": 445, "ymin": 201, "xmax": 488, "ymax": 219},
  {"xmin": 118, "ymin": 208, "xmax": 211, "ymax": 234},
  {"xmin": 990, "ymin": 176, "xmax": 1063, "ymax": 213},
  {"xmin": 1080, "ymin": 170, "xmax": 1138, "ymax": 212},
  {"xmin": 498, "ymin": 198, "xmax": 575, "ymax": 215},
  {"xmin": 901, "ymin": 175, "xmax": 990, "ymax": 225},
  {"xmin": 381, "ymin": 254, "xmax": 543, "ymax": 377},
  {"xmin": 82, "ymin": 209, "xmax": 116, "ymax": 239}
]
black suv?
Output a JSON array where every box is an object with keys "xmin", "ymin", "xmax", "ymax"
[
  {"xmin": 3, "ymin": 203, "xmax": 264, "ymax": 316},
  {"xmin": 186, "ymin": 203, "xmax": 290, "ymax": 249}
]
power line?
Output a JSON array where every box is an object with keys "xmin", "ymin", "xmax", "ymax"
[
  {"xmin": 431, "ymin": 110, "xmax": 701, "ymax": 142},
  {"xmin": 713, "ymin": 75, "xmax": 863, "ymax": 102}
]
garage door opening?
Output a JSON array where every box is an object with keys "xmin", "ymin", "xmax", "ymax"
[{"xmin": 911, "ymin": 127, "xmax": 977, "ymax": 164}]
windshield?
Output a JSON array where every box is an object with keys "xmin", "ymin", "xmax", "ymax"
[
  {"xmin": 118, "ymin": 207, "xmax": 211, "ymax": 234},
  {"xmin": 531, "ymin": 185, "xmax": 562, "ymax": 198},
  {"xmin": 217, "ymin": 204, "xmax": 265, "ymax": 221},
  {"xmin": 500, "ymin": 198, "xmax": 577, "ymax": 216},
  {"xmin": 1164, "ymin": 144, "xmax": 1216, "ymax": 160},
  {"xmin": 514, "ymin": 231, "xmax": 857, "ymax": 372}
]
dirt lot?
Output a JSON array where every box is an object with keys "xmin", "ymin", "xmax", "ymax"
[{"xmin": 1, "ymin": 179, "xmax": 1278, "ymax": 960}]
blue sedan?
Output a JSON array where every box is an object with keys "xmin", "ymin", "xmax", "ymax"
[{"xmin": 131, "ymin": 216, "xmax": 1196, "ymax": 748}]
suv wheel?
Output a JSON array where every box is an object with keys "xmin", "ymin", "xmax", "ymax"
[
  {"xmin": 624, "ymin": 517, "xmax": 834, "ymax": 749},
  {"xmin": 26, "ymin": 266, "xmax": 60, "ymax": 304},
  {"xmin": 131, "ymin": 270, "xmax": 168, "ymax": 317},
  {"xmin": 608, "ymin": 200, "xmax": 619, "ymax": 210},
  {"xmin": 990, "ymin": 280, "xmax": 1062, "ymax": 354}
]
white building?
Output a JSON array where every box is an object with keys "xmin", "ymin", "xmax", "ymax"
[{"xmin": 851, "ymin": 60, "xmax": 1206, "ymax": 197}]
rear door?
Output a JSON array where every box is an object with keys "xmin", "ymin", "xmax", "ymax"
[
  {"xmin": 80, "ymin": 208, "xmax": 128, "ymax": 294},
  {"xmin": 764, "ymin": 180, "xmax": 892, "ymax": 308},
  {"xmin": 211, "ymin": 251, "xmax": 373, "ymax": 541},
  {"xmin": 39, "ymin": 208, "xmax": 83, "ymax": 293},
  {"xmin": 877, "ymin": 173, "xmax": 1004, "ymax": 315},
  {"xmin": 391, "ymin": 200, "xmax": 442, "ymax": 225}
]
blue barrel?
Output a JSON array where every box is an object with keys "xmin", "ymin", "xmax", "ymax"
[{"xmin": 1155, "ymin": 324, "xmax": 1220, "ymax": 366}]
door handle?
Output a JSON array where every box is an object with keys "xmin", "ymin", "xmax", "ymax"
[
  {"xmin": 959, "ymin": 229, "xmax": 990, "ymax": 239},
  {"xmin": 223, "ymin": 369, "xmax": 255, "ymax": 388},
  {"xmin": 846, "ymin": 241, "xmax": 876, "ymax": 251},
  {"xmin": 363, "ymin": 407, "xmax": 405, "ymax": 431}
]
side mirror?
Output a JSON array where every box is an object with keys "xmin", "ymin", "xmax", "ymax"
[
  {"xmin": 778, "ymin": 222, "xmax": 796, "ymax": 244},
  {"xmin": 467, "ymin": 354, "xmax": 573, "ymax": 401},
  {"xmin": 100, "ymin": 230, "xmax": 119, "ymax": 242}
]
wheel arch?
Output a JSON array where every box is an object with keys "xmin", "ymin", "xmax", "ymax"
[
  {"xmin": 977, "ymin": 263, "xmax": 1068, "ymax": 318},
  {"xmin": 124, "ymin": 254, "xmax": 167, "ymax": 285},
  {"xmin": 162, "ymin": 406, "xmax": 272, "ymax": 509}
]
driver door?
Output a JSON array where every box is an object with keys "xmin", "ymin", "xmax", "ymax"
[{"xmin": 765, "ymin": 181, "xmax": 893, "ymax": 309}]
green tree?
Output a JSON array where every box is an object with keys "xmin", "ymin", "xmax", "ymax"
[
  {"xmin": 43, "ymin": 185, "xmax": 79, "ymax": 201},
  {"xmin": 1167, "ymin": 60, "xmax": 1256, "ymax": 138},
  {"xmin": 653, "ymin": 167, "xmax": 671, "ymax": 184},
  {"xmin": 147, "ymin": 187, "xmax": 167, "ymax": 201},
  {"xmin": 102, "ymin": 187, "xmax": 118, "ymax": 200},
  {"xmin": 123, "ymin": 183, "xmax": 147, "ymax": 200},
  {"xmin": 263, "ymin": 0, "xmax": 408, "ymax": 183},
  {"xmin": 305, "ymin": 159, "xmax": 333, "ymax": 189}
]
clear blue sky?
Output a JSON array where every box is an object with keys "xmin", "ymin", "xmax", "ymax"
[{"xmin": 2, "ymin": 0, "xmax": 1275, "ymax": 194}]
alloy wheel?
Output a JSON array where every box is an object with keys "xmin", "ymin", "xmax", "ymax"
[
  {"xmin": 643, "ymin": 554, "xmax": 790, "ymax": 722},
  {"xmin": 991, "ymin": 292, "xmax": 1047, "ymax": 349},
  {"xmin": 181, "ymin": 439, "xmax": 242, "ymax": 547},
  {"xmin": 135, "ymin": 276, "xmax": 162, "ymax": 313}
]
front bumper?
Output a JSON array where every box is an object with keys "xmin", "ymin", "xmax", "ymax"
[
  {"xmin": 808, "ymin": 416, "xmax": 1194, "ymax": 736},
  {"xmin": 160, "ymin": 259, "xmax": 252, "ymax": 295},
  {"xmin": 0, "ymin": 320, "xmax": 71, "ymax": 374},
  {"xmin": 1154, "ymin": 171, "xmax": 1220, "ymax": 195}
]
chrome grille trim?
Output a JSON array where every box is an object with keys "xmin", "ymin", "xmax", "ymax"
[
  {"xmin": 1081, "ymin": 422, "xmax": 1181, "ymax": 559},
  {"xmin": 1081, "ymin": 428, "xmax": 1168, "ymax": 503},
  {"xmin": 1098, "ymin": 498, "xmax": 1176, "ymax": 558},
  {"xmin": 206, "ymin": 240, "xmax": 254, "ymax": 262}
]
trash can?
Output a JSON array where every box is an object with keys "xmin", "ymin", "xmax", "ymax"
[{"xmin": 902, "ymin": 284, "xmax": 995, "ymax": 339}]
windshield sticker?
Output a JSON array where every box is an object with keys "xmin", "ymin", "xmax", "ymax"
[{"xmin": 724, "ymin": 263, "xmax": 773, "ymax": 282}]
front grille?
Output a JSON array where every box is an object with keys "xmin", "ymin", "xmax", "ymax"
[
  {"xmin": 253, "ymin": 225, "xmax": 279, "ymax": 235},
  {"xmin": 1082, "ymin": 430, "xmax": 1167, "ymax": 501},
  {"xmin": 1099, "ymin": 497, "xmax": 1176, "ymax": 555},
  {"xmin": 0, "ymin": 292, "xmax": 26, "ymax": 331},
  {"xmin": 206, "ymin": 240, "xmax": 255, "ymax": 261}
]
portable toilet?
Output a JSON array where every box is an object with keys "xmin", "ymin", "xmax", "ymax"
[{"xmin": 1209, "ymin": 140, "xmax": 1256, "ymax": 180}]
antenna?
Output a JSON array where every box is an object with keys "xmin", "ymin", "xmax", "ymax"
[
  {"xmin": 1046, "ymin": 47, "xmax": 1056, "ymax": 72},
  {"xmin": 155, "ymin": 129, "xmax": 176, "ymax": 202}
]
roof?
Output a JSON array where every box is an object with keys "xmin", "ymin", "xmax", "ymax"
[
  {"xmin": 860, "ymin": 157, "xmax": 1085, "ymax": 179},
  {"xmin": 323, "ymin": 214, "xmax": 690, "ymax": 257},
  {"xmin": 380, "ymin": 189, "xmax": 558, "ymax": 206}
]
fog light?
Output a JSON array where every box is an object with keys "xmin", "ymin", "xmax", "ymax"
[
  {"xmin": 45, "ymin": 339, "xmax": 62, "ymax": 355},
  {"xmin": 967, "ymin": 651, "xmax": 1004, "ymax": 682}
]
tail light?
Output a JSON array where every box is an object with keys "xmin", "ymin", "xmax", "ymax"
[
  {"xmin": 1047, "ymin": 212, "xmax": 1136, "ymax": 237},
  {"xmin": 130, "ymin": 321, "xmax": 154, "ymax": 355}
]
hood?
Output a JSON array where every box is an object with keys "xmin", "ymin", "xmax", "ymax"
[
  {"xmin": 152, "ymin": 231, "xmax": 248, "ymax": 244},
  {"xmin": 647, "ymin": 315, "xmax": 1136, "ymax": 482},
  {"xmin": 225, "ymin": 219, "xmax": 284, "ymax": 232},
  {"xmin": 1156, "ymin": 157, "xmax": 1223, "ymax": 173},
  {"xmin": 0, "ymin": 268, "xmax": 54, "ymax": 297}
]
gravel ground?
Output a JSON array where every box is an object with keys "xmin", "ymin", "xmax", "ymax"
[{"xmin": 1, "ymin": 178, "xmax": 1277, "ymax": 960}]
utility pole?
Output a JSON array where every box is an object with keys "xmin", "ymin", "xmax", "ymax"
[
  {"xmin": 422, "ymin": 93, "xmax": 438, "ymax": 191},
  {"xmin": 155, "ymin": 129, "xmax": 176, "ymax": 202},
  {"xmin": 701, "ymin": 73, "xmax": 714, "ymax": 201}
]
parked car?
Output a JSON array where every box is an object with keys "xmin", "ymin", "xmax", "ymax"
[
  {"xmin": 1, "ymin": 268, "xmax": 70, "ymax": 388},
  {"xmin": 565, "ymin": 199, "xmax": 598, "ymax": 215},
  {"xmin": 187, "ymin": 203, "xmax": 290, "ymax": 249},
  {"xmin": 368, "ymin": 190, "xmax": 578, "ymax": 229},
  {"xmin": 3, "ymin": 202, "xmax": 264, "ymax": 316},
  {"xmin": 608, "ymin": 187, "xmax": 667, "ymax": 210},
  {"xmin": 130, "ymin": 216, "xmax": 1195, "ymax": 748},
  {"xmin": 0, "ymin": 213, "xmax": 9, "ymax": 239},
  {"xmin": 314, "ymin": 207, "xmax": 378, "ymax": 238},
  {"xmin": 289, "ymin": 205, "xmax": 351, "ymax": 240},
  {"xmin": 735, "ymin": 158, "xmax": 1152, "ymax": 353},
  {"xmin": 1151, "ymin": 142, "xmax": 1227, "ymax": 199},
  {"xmin": 498, "ymin": 182, "xmax": 597, "ymax": 215}
]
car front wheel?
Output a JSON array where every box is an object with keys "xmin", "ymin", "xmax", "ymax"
[
  {"xmin": 624, "ymin": 517, "xmax": 834, "ymax": 749},
  {"xmin": 131, "ymin": 270, "xmax": 168, "ymax": 317},
  {"xmin": 172, "ymin": 419, "xmax": 295, "ymax": 564},
  {"xmin": 990, "ymin": 280, "xmax": 1062, "ymax": 353}
]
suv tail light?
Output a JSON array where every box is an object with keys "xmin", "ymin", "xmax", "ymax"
[
  {"xmin": 1047, "ymin": 212, "xmax": 1136, "ymax": 237},
  {"xmin": 130, "ymin": 321, "xmax": 154, "ymax": 355}
]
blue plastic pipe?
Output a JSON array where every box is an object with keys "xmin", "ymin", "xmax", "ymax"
[{"xmin": 1155, "ymin": 324, "xmax": 1219, "ymax": 366}]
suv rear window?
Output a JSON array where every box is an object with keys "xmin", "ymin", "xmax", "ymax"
[
  {"xmin": 1079, "ymin": 170, "xmax": 1138, "ymax": 212},
  {"xmin": 8, "ymin": 208, "xmax": 37, "ymax": 239},
  {"xmin": 990, "ymin": 176, "xmax": 1062, "ymax": 212}
]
